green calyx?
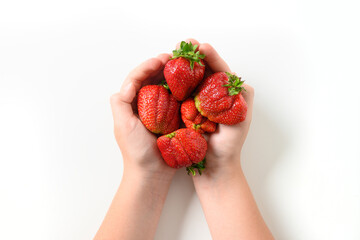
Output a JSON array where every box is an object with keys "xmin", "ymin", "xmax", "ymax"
[
  {"xmin": 166, "ymin": 132, "xmax": 176, "ymax": 138},
  {"xmin": 186, "ymin": 158, "xmax": 206, "ymax": 176},
  {"xmin": 160, "ymin": 80, "xmax": 169, "ymax": 90},
  {"xmin": 193, "ymin": 124, "xmax": 201, "ymax": 130},
  {"xmin": 223, "ymin": 72, "xmax": 245, "ymax": 96},
  {"xmin": 172, "ymin": 41, "xmax": 205, "ymax": 70}
]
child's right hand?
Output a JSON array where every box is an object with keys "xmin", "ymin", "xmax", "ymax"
[{"xmin": 110, "ymin": 54, "xmax": 176, "ymax": 179}]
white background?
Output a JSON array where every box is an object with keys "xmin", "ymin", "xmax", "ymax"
[{"xmin": 1, "ymin": 0, "xmax": 359, "ymax": 239}]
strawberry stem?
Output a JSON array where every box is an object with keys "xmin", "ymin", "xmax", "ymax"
[
  {"xmin": 193, "ymin": 124, "xmax": 201, "ymax": 130},
  {"xmin": 172, "ymin": 41, "xmax": 205, "ymax": 70},
  {"xmin": 186, "ymin": 158, "xmax": 206, "ymax": 176},
  {"xmin": 223, "ymin": 72, "xmax": 245, "ymax": 96}
]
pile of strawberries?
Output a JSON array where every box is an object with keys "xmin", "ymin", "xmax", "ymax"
[{"xmin": 137, "ymin": 41, "xmax": 247, "ymax": 175}]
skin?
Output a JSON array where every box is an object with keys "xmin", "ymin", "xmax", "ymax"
[
  {"xmin": 94, "ymin": 39, "xmax": 274, "ymax": 240},
  {"xmin": 94, "ymin": 54, "xmax": 176, "ymax": 240},
  {"xmin": 189, "ymin": 39, "xmax": 274, "ymax": 240}
]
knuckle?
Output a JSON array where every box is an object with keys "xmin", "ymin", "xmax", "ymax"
[
  {"xmin": 199, "ymin": 43, "xmax": 218, "ymax": 62},
  {"xmin": 201, "ymin": 43, "xmax": 212, "ymax": 49},
  {"xmin": 110, "ymin": 93, "xmax": 121, "ymax": 105},
  {"xmin": 148, "ymin": 57, "xmax": 158, "ymax": 63},
  {"xmin": 244, "ymin": 85, "xmax": 254, "ymax": 95},
  {"xmin": 186, "ymin": 38, "xmax": 199, "ymax": 45},
  {"xmin": 146, "ymin": 58, "xmax": 162, "ymax": 71},
  {"xmin": 157, "ymin": 53, "xmax": 169, "ymax": 59}
]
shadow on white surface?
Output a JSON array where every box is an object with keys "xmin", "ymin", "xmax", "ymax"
[{"xmin": 154, "ymin": 170, "xmax": 195, "ymax": 240}]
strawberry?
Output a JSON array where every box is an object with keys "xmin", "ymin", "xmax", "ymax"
[
  {"xmin": 181, "ymin": 98, "xmax": 217, "ymax": 133},
  {"xmin": 194, "ymin": 72, "xmax": 247, "ymax": 125},
  {"xmin": 163, "ymin": 41, "xmax": 205, "ymax": 101},
  {"xmin": 137, "ymin": 85, "xmax": 180, "ymax": 134},
  {"xmin": 157, "ymin": 128, "xmax": 207, "ymax": 175}
]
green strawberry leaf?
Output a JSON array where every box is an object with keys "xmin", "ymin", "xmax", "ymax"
[
  {"xmin": 186, "ymin": 158, "xmax": 206, "ymax": 176},
  {"xmin": 172, "ymin": 41, "xmax": 205, "ymax": 70},
  {"xmin": 223, "ymin": 72, "xmax": 245, "ymax": 96}
]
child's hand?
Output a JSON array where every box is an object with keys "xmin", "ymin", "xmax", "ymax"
[
  {"xmin": 179, "ymin": 39, "xmax": 254, "ymax": 175},
  {"xmin": 110, "ymin": 54, "xmax": 176, "ymax": 179},
  {"xmin": 96, "ymin": 55, "xmax": 177, "ymax": 240},
  {"xmin": 182, "ymin": 40, "xmax": 273, "ymax": 240}
]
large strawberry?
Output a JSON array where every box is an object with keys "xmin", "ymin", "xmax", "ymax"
[
  {"xmin": 157, "ymin": 128, "xmax": 207, "ymax": 175},
  {"xmin": 195, "ymin": 72, "xmax": 247, "ymax": 125},
  {"xmin": 163, "ymin": 41, "xmax": 205, "ymax": 101},
  {"xmin": 181, "ymin": 98, "xmax": 217, "ymax": 133},
  {"xmin": 138, "ymin": 85, "xmax": 180, "ymax": 134}
]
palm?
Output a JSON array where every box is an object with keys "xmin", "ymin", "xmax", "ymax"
[
  {"xmin": 125, "ymin": 116, "xmax": 163, "ymax": 163},
  {"xmin": 129, "ymin": 117, "xmax": 175, "ymax": 173}
]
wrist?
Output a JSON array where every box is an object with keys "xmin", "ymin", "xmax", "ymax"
[
  {"xmin": 120, "ymin": 167, "xmax": 175, "ymax": 204},
  {"xmin": 122, "ymin": 161, "xmax": 176, "ymax": 184},
  {"xmin": 204, "ymin": 153, "xmax": 241, "ymax": 168},
  {"xmin": 192, "ymin": 157, "xmax": 244, "ymax": 187}
]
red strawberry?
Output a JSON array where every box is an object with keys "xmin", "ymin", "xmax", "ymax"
[
  {"xmin": 163, "ymin": 41, "xmax": 205, "ymax": 101},
  {"xmin": 194, "ymin": 72, "xmax": 247, "ymax": 125},
  {"xmin": 181, "ymin": 98, "xmax": 217, "ymax": 133},
  {"xmin": 138, "ymin": 85, "xmax": 180, "ymax": 134},
  {"xmin": 157, "ymin": 128, "xmax": 207, "ymax": 175}
]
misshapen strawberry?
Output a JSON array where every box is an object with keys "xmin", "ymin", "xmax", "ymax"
[
  {"xmin": 164, "ymin": 41, "xmax": 205, "ymax": 101},
  {"xmin": 138, "ymin": 85, "xmax": 180, "ymax": 134},
  {"xmin": 157, "ymin": 128, "xmax": 207, "ymax": 175},
  {"xmin": 195, "ymin": 72, "xmax": 247, "ymax": 125},
  {"xmin": 181, "ymin": 98, "xmax": 217, "ymax": 133}
]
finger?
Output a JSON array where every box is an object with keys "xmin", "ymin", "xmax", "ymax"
[
  {"xmin": 240, "ymin": 84, "xmax": 255, "ymax": 126},
  {"xmin": 110, "ymin": 92, "xmax": 133, "ymax": 130},
  {"xmin": 175, "ymin": 38, "xmax": 200, "ymax": 50},
  {"xmin": 199, "ymin": 43, "xmax": 231, "ymax": 72},
  {"xmin": 113, "ymin": 58, "xmax": 165, "ymax": 125},
  {"xmin": 157, "ymin": 53, "xmax": 171, "ymax": 65},
  {"xmin": 141, "ymin": 53, "xmax": 172, "ymax": 86},
  {"xmin": 120, "ymin": 58, "xmax": 164, "ymax": 104}
]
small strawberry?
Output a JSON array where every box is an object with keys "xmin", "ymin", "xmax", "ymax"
[
  {"xmin": 194, "ymin": 72, "xmax": 247, "ymax": 125},
  {"xmin": 157, "ymin": 128, "xmax": 207, "ymax": 175},
  {"xmin": 181, "ymin": 98, "xmax": 217, "ymax": 133},
  {"xmin": 138, "ymin": 85, "xmax": 180, "ymax": 134},
  {"xmin": 163, "ymin": 41, "xmax": 205, "ymax": 101}
]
